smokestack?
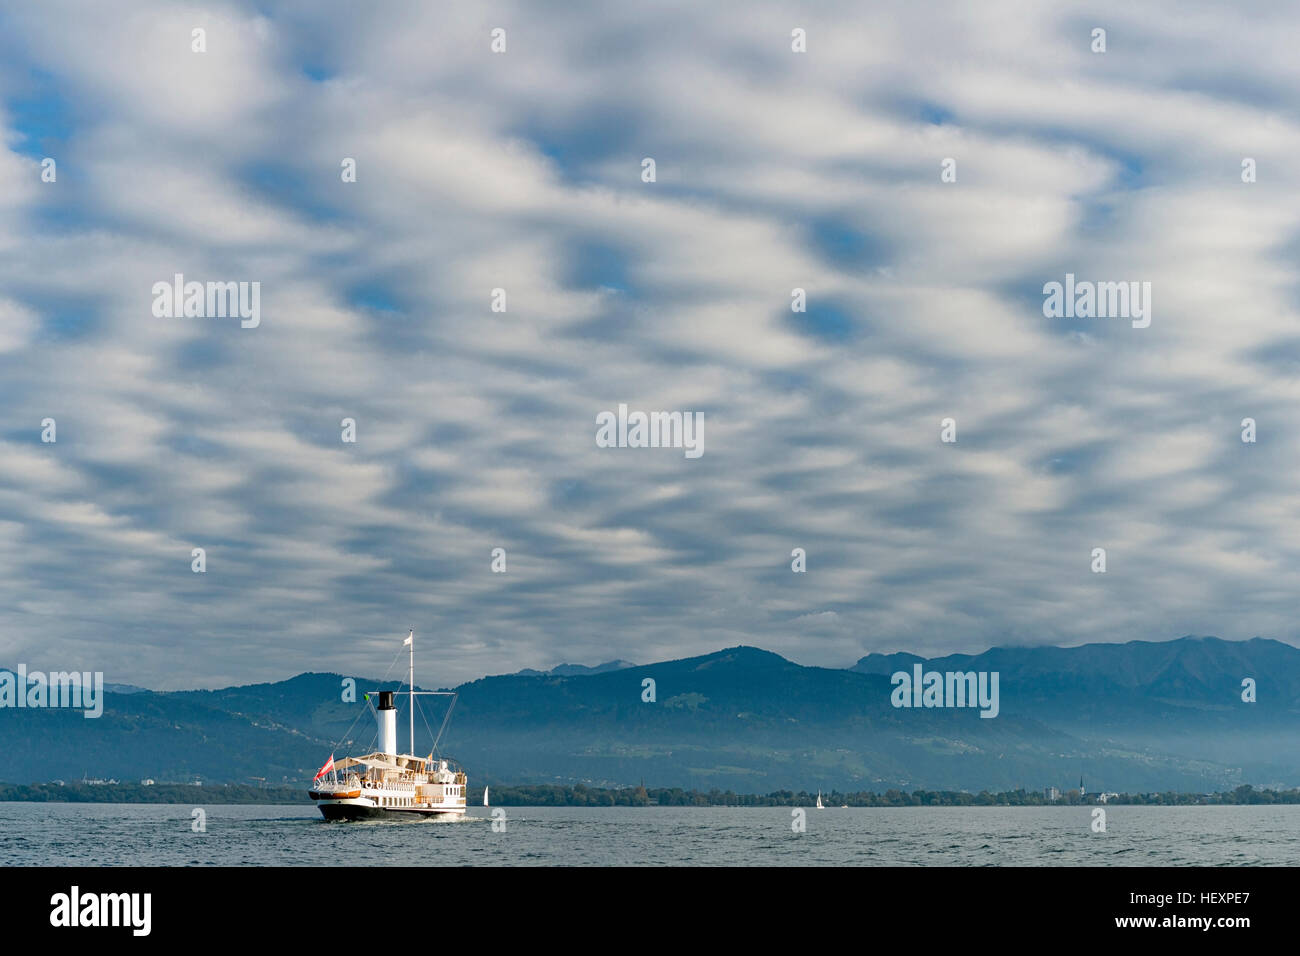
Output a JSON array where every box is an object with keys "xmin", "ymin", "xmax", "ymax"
[{"xmin": 377, "ymin": 691, "xmax": 397, "ymax": 756}]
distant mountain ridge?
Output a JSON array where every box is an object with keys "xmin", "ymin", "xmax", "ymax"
[
  {"xmin": 2, "ymin": 637, "xmax": 1297, "ymax": 793},
  {"xmin": 853, "ymin": 636, "xmax": 1298, "ymax": 718},
  {"xmin": 510, "ymin": 660, "xmax": 636, "ymax": 677}
]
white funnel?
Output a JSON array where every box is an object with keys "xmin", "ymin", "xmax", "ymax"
[{"xmin": 377, "ymin": 690, "xmax": 398, "ymax": 756}]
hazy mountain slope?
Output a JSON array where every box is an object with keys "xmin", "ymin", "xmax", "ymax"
[{"xmin": 2, "ymin": 638, "xmax": 1296, "ymax": 791}]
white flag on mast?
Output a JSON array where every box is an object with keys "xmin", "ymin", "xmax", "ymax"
[{"xmin": 403, "ymin": 630, "xmax": 413, "ymax": 646}]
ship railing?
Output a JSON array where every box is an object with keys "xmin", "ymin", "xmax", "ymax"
[{"xmin": 313, "ymin": 773, "xmax": 361, "ymax": 792}]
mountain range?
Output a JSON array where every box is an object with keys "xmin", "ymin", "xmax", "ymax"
[
  {"xmin": 510, "ymin": 660, "xmax": 636, "ymax": 678},
  {"xmin": 2, "ymin": 636, "xmax": 1295, "ymax": 793}
]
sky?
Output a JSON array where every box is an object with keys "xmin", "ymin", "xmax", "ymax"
[{"xmin": 1, "ymin": 1, "xmax": 1298, "ymax": 689}]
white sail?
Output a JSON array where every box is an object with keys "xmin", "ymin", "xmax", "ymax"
[
  {"xmin": 816, "ymin": 790, "xmax": 824, "ymax": 809},
  {"xmin": 483, "ymin": 786, "xmax": 490, "ymax": 807}
]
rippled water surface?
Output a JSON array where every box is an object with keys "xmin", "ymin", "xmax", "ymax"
[{"xmin": 2, "ymin": 803, "xmax": 1295, "ymax": 866}]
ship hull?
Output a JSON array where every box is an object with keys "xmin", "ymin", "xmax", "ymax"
[
  {"xmin": 318, "ymin": 802, "xmax": 389, "ymax": 821},
  {"xmin": 315, "ymin": 798, "xmax": 467, "ymax": 822}
]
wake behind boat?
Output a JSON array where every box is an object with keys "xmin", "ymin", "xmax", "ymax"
[{"xmin": 309, "ymin": 630, "xmax": 468, "ymax": 821}]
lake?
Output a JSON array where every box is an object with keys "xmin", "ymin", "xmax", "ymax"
[{"xmin": 2, "ymin": 803, "xmax": 1295, "ymax": 865}]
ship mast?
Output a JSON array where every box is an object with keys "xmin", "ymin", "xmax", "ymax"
[{"xmin": 408, "ymin": 628, "xmax": 415, "ymax": 757}]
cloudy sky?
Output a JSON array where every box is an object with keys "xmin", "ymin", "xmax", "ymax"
[{"xmin": 1, "ymin": 1, "xmax": 1298, "ymax": 689}]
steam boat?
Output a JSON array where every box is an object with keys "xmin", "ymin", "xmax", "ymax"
[{"xmin": 310, "ymin": 630, "xmax": 468, "ymax": 821}]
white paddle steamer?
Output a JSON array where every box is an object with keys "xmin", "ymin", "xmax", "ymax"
[{"xmin": 310, "ymin": 631, "xmax": 467, "ymax": 820}]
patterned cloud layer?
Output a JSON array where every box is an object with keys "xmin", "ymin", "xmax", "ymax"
[{"xmin": 1, "ymin": 1, "xmax": 1297, "ymax": 688}]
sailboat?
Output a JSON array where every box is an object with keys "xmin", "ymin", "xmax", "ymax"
[
  {"xmin": 483, "ymin": 786, "xmax": 490, "ymax": 807},
  {"xmin": 815, "ymin": 790, "xmax": 824, "ymax": 809},
  {"xmin": 309, "ymin": 629, "xmax": 468, "ymax": 820}
]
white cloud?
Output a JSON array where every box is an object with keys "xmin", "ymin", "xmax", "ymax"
[{"xmin": 0, "ymin": 0, "xmax": 1298, "ymax": 688}]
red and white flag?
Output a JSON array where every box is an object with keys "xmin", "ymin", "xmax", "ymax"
[{"xmin": 314, "ymin": 754, "xmax": 335, "ymax": 780}]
